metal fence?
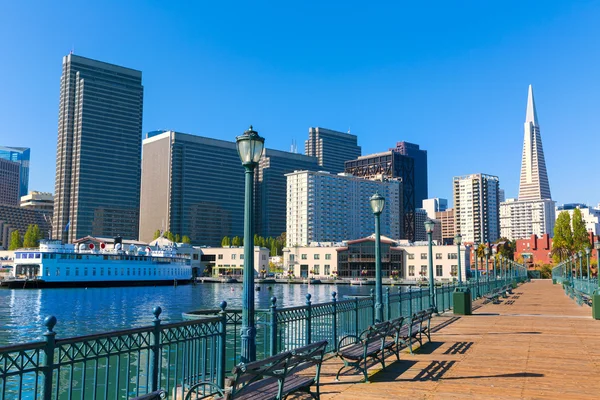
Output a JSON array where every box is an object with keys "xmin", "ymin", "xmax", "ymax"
[{"xmin": 0, "ymin": 276, "xmax": 523, "ymax": 400}]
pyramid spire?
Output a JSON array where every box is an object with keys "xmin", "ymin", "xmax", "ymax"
[
  {"xmin": 525, "ymin": 84, "xmax": 538, "ymax": 125},
  {"xmin": 518, "ymin": 85, "xmax": 551, "ymax": 201}
]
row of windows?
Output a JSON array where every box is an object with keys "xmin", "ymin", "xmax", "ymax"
[
  {"xmin": 407, "ymin": 265, "xmax": 458, "ymax": 277},
  {"xmin": 298, "ymin": 264, "xmax": 332, "ymax": 275},
  {"xmin": 217, "ymin": 254, "xmax": 268, "ymax": 260},
  {"xmin": 407, "ymin": 253, "xmax": 458, "ymax": 260},
  {"xmin": 45, "ymin": 266, "xmax": 187, "ymax": 277},
  {"xmin": 290, "ymin": 254, "xmax": 332, "ymax": 261}
]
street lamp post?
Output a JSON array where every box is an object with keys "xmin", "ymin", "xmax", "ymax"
[
  {"xmin": 585, "ymin": 248, "xmax": 591, "ymax": 282},
  {"xmin": 370, "ymin": 192, "xmax": 385, "ymax": 323},
  {"xmin": 594, "ymin": 241, "xmax": 600, "ymax": 320},
  {"xmin": 578, "ymin": 252, "xmax": 583, "ymax": 281},
  {"xmin": 484, "ymin": 246, "xmax": 490, "ymax": 293},
  {"xmin": 236, "ymin": 126, "xmax": 265, "ymax": 364},
  {"xmin": 455, "ymin": 234, "xmax": 463, "ymax": 284},
  {"xmin": 596, "ymin": 241, "xmax": 600, "ymax": 287},
  {"xmin": 492, "ymin": 247, "xmax": 497, "ymax": 288},
  {"xmin": 425, "ymin": 219, "xmax": 436, "ymax": 311},
  {"xmin": 474, "ymin": 244, "xmax": 480, "ymax": 298}
]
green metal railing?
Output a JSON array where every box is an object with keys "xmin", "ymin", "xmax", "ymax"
[
  {"xmin": 553, "ymin": 258, "xmax": 598, "ymax": 306},
  {"xmin": 0, "ymin": 274, "xmax": 525, "ymax": 400}
]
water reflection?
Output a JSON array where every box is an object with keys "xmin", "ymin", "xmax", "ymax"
[{"xmin": 0, "ymin": 282, "xmax": 383, "ymax": 345}]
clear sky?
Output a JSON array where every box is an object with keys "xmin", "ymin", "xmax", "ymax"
[{"xmin": 1, "ymin": 1, "xmax": 599, "ymax": 207}]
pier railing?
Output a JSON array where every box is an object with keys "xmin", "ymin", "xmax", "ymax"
[{"xmin": 0, "ymin": 276, "xmax": 525, "ymax": 400}]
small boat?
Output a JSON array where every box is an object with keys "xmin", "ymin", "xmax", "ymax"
[
  {"xmin": 221, "ymin": 277, "xmax": 238, "ymax": 283},
  {"xmin": 303, "ymin": 278, "xmax": 322, "ymax": 284},
  {"xmin": 349, "ymin": 278, "xmax": 374, "ymax": 286}
]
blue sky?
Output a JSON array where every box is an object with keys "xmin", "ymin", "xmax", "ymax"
[{"xmin": 1, "ymin": 1, "xmax": 599, "ymax": 206}]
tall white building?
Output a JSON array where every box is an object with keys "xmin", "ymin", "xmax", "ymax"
[
  {"xmin": 518, "ymin": 85, "xmax": 551, "ymax": 201},
  {"xmin": 286, "ymin": 171, "xmax": 401, "ymax": 247},
  {"xmin": 500, "ymin": 198, "xmax": 556, "ymax": 240},
  {"xmin": 500, "ymin": 85, "xmax": 554, "ymax": 240},
  {"xmin": 453, "ymin": 173, "xmax": 500, "ymax": 244}
]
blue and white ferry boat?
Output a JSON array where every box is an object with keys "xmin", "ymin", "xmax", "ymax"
[{"xmin": 1, "ymin": 240, "xmax": 192, "ymax": 288}]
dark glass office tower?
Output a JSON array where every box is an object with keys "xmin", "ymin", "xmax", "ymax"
[
  {"xmin": 52, "ymin": 54, "xmax": 144, "ymax": 242},
  {"xmin": 0, "ymin": 146, "xmax": 30, "ymax": 197},
  {"xmin": 391, "ymin": 142, "xmax": 428, "ymax": 207},
  {"xmin": 344, "ymin": 151, "xmax": 415, "ymax": 241}
]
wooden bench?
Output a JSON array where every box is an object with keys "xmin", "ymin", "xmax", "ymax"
[
  {"xmin": 184, "ymin": 340, "xmax": 328, "ymax": 400},
  {"xmin": 130, "ymin": 390, "xmax": 166, "ymax": 400},
  {"xmin": 335, "ymin": 321, "xmax": 395, "ymax": 382}
]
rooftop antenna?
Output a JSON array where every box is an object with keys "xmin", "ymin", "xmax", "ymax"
[{"xmin": 348, "ymin": 127, "xmax": 351, "ymax": 134}]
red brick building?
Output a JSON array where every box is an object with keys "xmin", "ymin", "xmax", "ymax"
[{"xmin": 515, "ymin": 234, "xmax": 553, "ymax": 267}]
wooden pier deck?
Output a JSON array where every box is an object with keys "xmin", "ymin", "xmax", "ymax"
[{"xmin": 303, "ymin": 280, "xmax": 599, "ymax": 399}]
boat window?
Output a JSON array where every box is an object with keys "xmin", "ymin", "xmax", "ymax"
[
  {"xmin": 28, "ymin": 253, "xmax": 34, "ymax": 259},
  {"xmin": 100, "ymin": 268, "xmax": 103, "ymax": 276},
  {"xmin": 108, "ymin": 269, "xmax": 111, "ymax": 276},
  {"xmin": 84, "ymin": 268, "xmax": 88, "ymax": 276},
  {"xmin": 76, "ymin": 255, "xmax": 82, "ymax": 260},
  {"xmin": 121, "ymin": 268, "xmax": 124, "ymax": 276},
  {"xmin": 93, "ymin": 268, "xmax": 96, "ymax": 276},
  {"xmin": 42, "ymin": 254, "xmax": 47, "ymax": 259},
  {"xmin": 46, "ymin": 268, "xmax": 50, "ymax": 276},
  {"xmin": 56, "ymin": 267, "xmax": 60, "ymax": 276},
  {"xmin": 66, "ymin": 268, "xmax": 70, "ymax": 276},
  {"xmin": 75, "ymin": 268, "xmax": 79, "ymax": 276}
]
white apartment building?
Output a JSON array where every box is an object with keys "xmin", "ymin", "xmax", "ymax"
[
  {"xmin": 197, "ymin": 246, "xmax": 270, "ymax": 277},
  {"xmin": 400, "ymin": 243, "xmax": 469, "ymax": 282},
  {"xmin": 286, "ymin": 171, "xmax": 401, "ymax": 247},
  {"xmin": 500, "ymin": 199, "xmax": 556, "ymax": 241},
  {"xmin": 555, "ymin": 204, "xmax": 600, "ymax": 236},
  {"xmin": 453, "ymin": 173, "xmax": 500, "ymax": 244}
]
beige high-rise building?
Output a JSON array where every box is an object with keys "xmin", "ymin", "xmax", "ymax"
[
  {"xmin": 436, "ymin": 208, "xmax": 455, "ymax": 245},
  {"xmin": 52, "ymin": 54, "xmax": 144, "ymax": 243}
]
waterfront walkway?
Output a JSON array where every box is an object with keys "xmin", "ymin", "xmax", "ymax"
[{"xmin": 307, "ymin": 280, "xmax": 599, "ymax": 399}]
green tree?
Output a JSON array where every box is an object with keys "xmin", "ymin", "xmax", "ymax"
[
  {"xmin": 232, "ymin": 236, "xmax": 242, "ymax": 246},
  {"xmin": 182, "ymin": 235, "xmax": 191, "ymax": 244},
  {"xmin": 8, "ymin": 230, "xmax": 23, "ymax": 250},
  {"xmin": 32, "ymin": 224, "xmax": 42, "ymax": 246},
  {"xmin": 572, "ymin": 208, "xmax": 590, "ymax": 252},
  {"xmin": 165, "ymin": 231, "xmax": 175, "ymax": 242},
  {"xmin": 175, "ymin": 234, "xmax": 181, "ymax": 243},
  {"xmin": 269, "ymin": 238, "xmax": 277, "ymax": 256},
  {"xmin": 221, "ymin": 236, "xmax": 231, "ymax": 247},
  {"xmin": 23, "ymin": 225, "xmax": 35, "ymax": 248},
  {"xmin": 552, "ymin": 211, "xmax": 573, "ymax": 262},
  {"xmin": 153, "ymin": 230, "xmax": 161, "ymax": 240}
]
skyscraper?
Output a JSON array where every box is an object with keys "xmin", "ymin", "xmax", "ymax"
[
  {"xmin": 518, "ymin": 85, "xmax": 551, "ymax": 201},
  {"xmin": 0, "ymin": 159, "xmax": 20, "ymax": 206},
  {"xmin": 0, "ymin": 146, "xmax": 30, "ymax": 197},
  {"xmin": 500, "ymin": 85, "xmax": 555, "ymax": 241},
  {"xmin": 53, "ymin": 54, "xmax": 144, "ymax": 242},
  {"xmin": 344, "ymin": 151, "xmax": 415, "ymax": 240},
  {"xmin": 391, "ymin": 142, "xmax": 428, "ymax": 206},
  {"xmin": 305, "ymin": 127, "xmax": 361, "ymax": 173},
  {"xmin": 454, "ymin": 173, "xmax": 500, "ymax": 244}
]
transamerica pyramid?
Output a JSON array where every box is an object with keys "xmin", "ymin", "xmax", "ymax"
[{"xmin": 518, "ymin": 85, "xmax": 552, "ymax": 201}]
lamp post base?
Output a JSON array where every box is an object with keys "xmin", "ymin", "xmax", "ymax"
[{"xmin": 592, "ymin": 294, "xmax": 600, "ymax": 320}]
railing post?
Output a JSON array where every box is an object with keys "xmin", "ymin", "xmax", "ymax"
[
  {"xmin": 397, "ymin": 287, "xmax": 402, "ymax": 317},
  {"xmin": 419, "ymin": 287, "xmax": 423, "ymax": 311},
  {"xmin": 305, "ymin": 294, "xmax": 312, "ymax": 345},
  {"xmin": 385, "ymin": 287, "xmax": 391, "ymax": 321},
  {"xmin": 331, "ymin": 292, "xmax": 338, "ymax": 352},
  {"xmin": 370, "ymin": 288, "xmax": 375, "ymax": 325},
  {"xmin": 269, "ymin": 297, "xmax": 277, "ymax": 357},
  {"xmin": 150, "ymin": 306, "xmax": 162, "ymax": 392},
  {"xmin": 354, "ymin": 297, "xmax": 359, "ymax": 335},
  {"xmin": 42, "ymin": 316, "xmax": 57, "ymax": 400},
  {"xmin": 218, "ymin": 301, "xmax": 227, "ymax": 389},
  {"xmin": 408, "ymin": 285, "xmax": 413, "ymax": 316},
  {"xmin": 441, "ymin": 283, "xmax": 445, "ymax": 311}
]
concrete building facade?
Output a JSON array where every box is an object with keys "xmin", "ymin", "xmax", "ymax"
[
  {"xmin": 198, "ymin": 246, "xmax": 270, "ymax": 277},
  {"xmin": 52, "ymin": 54, "xmax": 144, "ymax": 242},
  {"xmin": 454, "ymin": 173, "xmax": 500, "ymax": 244},
  {"xmin": 0, "ymin": 159, "xmax": 20, "ymax": 206},
  {"xmin": 304, "ymin": 127, "xmax": 361, "ymax": 174},
  {"xmin": 285, "ymin": 171, "xmax": 401, "ymax": 247},
  {"xmin": 20, "ymin": 191, "xmax": 54, "ymax": 212},
  {"xmin": 500, "ymin": 199, "xmax": 556, "ymax": 241},
  {"xmin": 436, "ymin": 208, "xmax": 455, "ymax": 245}
]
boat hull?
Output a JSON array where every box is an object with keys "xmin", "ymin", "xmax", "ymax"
[{"xmin": 0, "ymin": 279, "xmax": 193, "ymax": 289}]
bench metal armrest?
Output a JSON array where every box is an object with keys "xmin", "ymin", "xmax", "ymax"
[
  {"xmin": 183, "ymin": 382, "xmax": 226, "ymax": 400},
  {"xmin": 337, "ymin": 334, "xmax": 361, "ymax": 351}
]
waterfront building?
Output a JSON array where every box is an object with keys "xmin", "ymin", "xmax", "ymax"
[
  {"xmin": 139, "ymin": 131, "xmax": 244, "ymax": 246},
  {"xmin": 285, "ymin": 171, "xmax": 401, "ymax": 247},
  {"xmin": 0, "ymin": 146, "xmax": 30, "ymax": 197},
  {"xmin": 52, "ymin": 54, "xmax": 144, "ymax": 243},
  {"xmin": 304, "ymin": 127, "xmax": 361, "ymax": 174},
  {"xmin": 0, "ymin": 205, "xmax": 52, "ymax": 249},
  {"xmin": 499, "ymin": 85, "xmax": 554, "ymax": 240},
  {"xmin": 282, "ymin": 235, "xmax": 468, "ymax": 281},
  {"xmin": 555, "ymin": 203, "xmax": 600, "ymax": 235},
  {"xmin": 390, "ymin": 141, "xmax": 428, "ymax": 207},
  {"xmin": 255, "ymin": 149, "xmax": 318, "ymax": 238},
  {"xmin": 453, "ymin": 173, "xmax": 500, "ymax": 244},
  {"xmin": 345, "ymin": 151, "xmax": 415, "ymax": 240},
  {"xmin": 0, "ymin": 159, "xmax": 20, "ymax": 206},
  {"xmin": 515, "ymin": 234, "xmax": 553, "ymax": 267},
  {"xmin": 422, "ymin": 198, "xmax": 447, "ymax": 219},
  {"xmin": 500, "ymin": 198, "xmax": 556, "ymax": 241},
  {"xmin": 197, "ymin": 246, "xmax": 270, "ymax": 277},
  {"xmin": 436, "ymin": 208, "xmax": 455, "ymax": 245},
  {"xmin": 20, "ymin": 191, "xmax": 54, "ymax": 212}
]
